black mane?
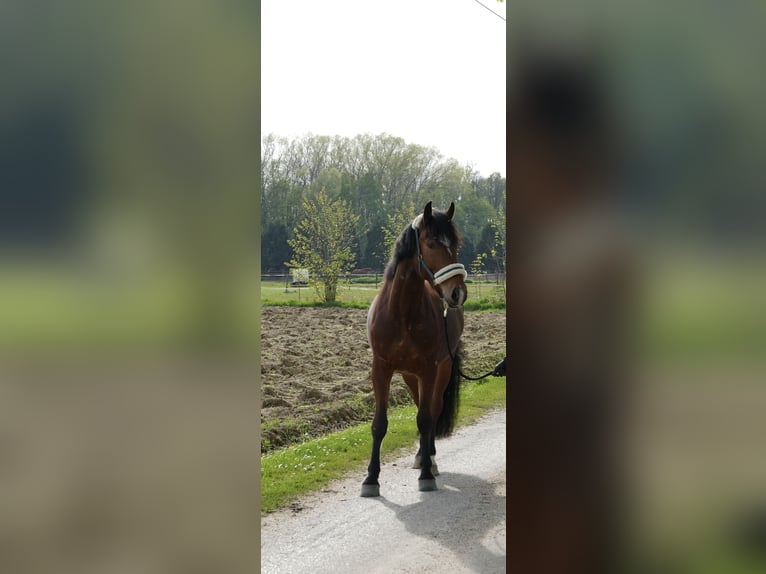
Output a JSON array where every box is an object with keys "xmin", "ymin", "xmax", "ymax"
[{"xmin": 384, "ymin": 208, "xmax": 461, "ymax": 280}]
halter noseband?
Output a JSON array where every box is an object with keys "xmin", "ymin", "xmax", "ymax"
[{"xmin": 411, "ymin": 215, "xmax": 467, "ymax": 292}]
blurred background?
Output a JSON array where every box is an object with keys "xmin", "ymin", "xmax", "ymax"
[
  {"xmin": 2, "ymin": 0, "xmax": 765, "ymax": 571},
  {"xmin": 0, "ymin": 2, "xmax": 259, "ymax": 572},
  {"xmin": 509, "ymin": 1, "xmax": 766, "ymax": 572}
]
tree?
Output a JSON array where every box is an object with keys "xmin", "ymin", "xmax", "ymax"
[
  {"xmin": 470, "ymin": 250, "xmax": 488, "ymax": 299},
  {"xmin": 287, "ymin": 188, "xmax": 359, "ymax": 303},
  {"xmin": 380, "ymin": 200, "xmax": 417, "ymax": 268},
  {"xmin": 261, "ymin": 132, "xmax": 508, "ymax": 273},
  {"xmin": 490, "ymin": 207, "xmax": 506, "ymax": 298},
  {"xmin": 261, "ymin": 222, "xmax": 290, "ymax": 273},
  {"xmin": 359, "ymin": 221, "xmax": 384, "ymax": 269},
  {"xmin": 454, "ymin": 188, "xmax": 496, "ymax": 249}
]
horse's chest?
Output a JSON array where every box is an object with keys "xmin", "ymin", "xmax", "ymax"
[{"xmin": 376, "ymin": 320, "xmax": 448, "ymax": 368}]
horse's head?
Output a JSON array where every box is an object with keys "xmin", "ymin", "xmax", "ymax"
[{"xmin": 412, "ymin": 201, "xmax": 467, "ymax": 307}]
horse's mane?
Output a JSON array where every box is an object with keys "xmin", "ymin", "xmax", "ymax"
[{"xmin": 384, "ymin": 208, "xmax": 461, "ymax": 280}]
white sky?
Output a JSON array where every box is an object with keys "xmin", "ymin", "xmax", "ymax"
[{"xmin": 261, "ymin": 0, "xmax": 506, "ymax": 177}]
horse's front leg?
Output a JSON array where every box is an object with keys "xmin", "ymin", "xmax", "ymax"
[{"xmin": 361, "ymin": 359, "xmax": 392, "ymax": 497}]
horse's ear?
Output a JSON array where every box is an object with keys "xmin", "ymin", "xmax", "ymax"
[
  {"xmin": 423, "ymin": 201, "xmax": 433, "ymax": 223},
  {"xmin": 446, "ymin": 202, "xmax": 455, "ymax": 220}
]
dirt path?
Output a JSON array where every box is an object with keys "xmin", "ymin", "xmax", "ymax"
[{"xmin": 260, "ymin": 408, "xmax": 506, "ymax": 574}]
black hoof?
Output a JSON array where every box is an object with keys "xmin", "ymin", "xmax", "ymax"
[
  {"xmin": 418, "ymin": 478, "xmax": 437, "ymax": 492},
  {"xmin": 360, "ymin": 483, "xmax": 380, "ymax": 497}
]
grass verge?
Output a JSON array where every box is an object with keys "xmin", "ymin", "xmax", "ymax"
[{"xmin": 260, "ymin": 375, "xmax": 506, "ymax": 514}]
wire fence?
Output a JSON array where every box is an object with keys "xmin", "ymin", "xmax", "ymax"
[{"xmin": 260, "ymin": 272, "xmax": 505, "ymax": 288}]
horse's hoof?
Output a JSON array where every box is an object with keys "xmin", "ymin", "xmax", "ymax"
[
  {"xmin": 418, "ymin": 478, "xmax": 437, "ymax": 492},
  {"xmin": 360, "ymin": 483, "xmax": 380, "ymax": 497}
]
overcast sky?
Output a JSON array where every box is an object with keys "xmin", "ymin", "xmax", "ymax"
[{"xmin": 261, "ymin": 0, "xmax": 506, "ymax": 177}]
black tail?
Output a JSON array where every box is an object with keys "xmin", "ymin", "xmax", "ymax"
[{"xmin": 435, "ymin": 346, "xmax": 462, "ymax": 438}]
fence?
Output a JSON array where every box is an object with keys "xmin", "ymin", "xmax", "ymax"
[{"xmin": 260, "ymin": 272, "xmax": 505, "ymax": 288}]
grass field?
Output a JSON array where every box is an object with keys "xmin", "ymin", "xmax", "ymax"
[
  {"xmin": 261, "ymin": 280, "xmax": 506, "ymax": 310},
  {"xmin": 261, "ymin": 281, "xmax": 380, "ymax": 308}
]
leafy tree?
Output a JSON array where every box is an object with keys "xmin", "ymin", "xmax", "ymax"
[
  {"xmin": 261, "ymin": 132, "xmax": 507, "ymax": 271},
  {"xmin": 470, "ymin": 251, "xmax": 488, "ymax": 298},
  {"xmin": 471, "ymin": 171, "xmax": 506, "ymax": 213},
  {"xmin": 311, "ymin": 167, "xmax": 343, "ymax": 199},
  {"xmin": 359, "ymin": 221, "xmax": 384, "ymax": 269},
  {"xmin": 454, "ymin": 188, "xmax": 496, "ymax": 249},
  {"xmin": 490, "ymin": 206, "xmax": 506, "ymax": 293},
  {"xmin": 474, "ymin": 209, "xmax": 506, "ymax": 279},
  {"xmin": 458, "ymin": 234, "xmax": 477, "ymax": 269},
  {"xmin": 491, "ymin": 211, "xmax": 506, "ymax": 273},
  {"xmin": 287, "ymin": 188, "xmax": 359, "ymax": 303},
  {"xmin": 380, "ymin": 200, "xmax": 417, "ymax": 268},
  {"xmin": 261, "ymin": 223, "xmax": 290, "ymax": 273},
  {"xmin": 470, "ymin": 251, "xmax": 488, "ymax": 276},
  {"xmin": 476, "ymin": 222, "xmax": 496, "ymax": 260}
]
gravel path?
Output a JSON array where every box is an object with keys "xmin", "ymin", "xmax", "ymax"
[{"xmin": 261, "ymin": 409, "xmax": 507, "ymax": 574}]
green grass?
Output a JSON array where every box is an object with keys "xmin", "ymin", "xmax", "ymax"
[
  {"xmin": 464, "ymin": 296, "xmax": 506, "ymax": 311},
  {"xmin": 260, "ymin": 375, "xmax": 506, "ymax": 514},
  {"xmin": 261, "ymin": 282, "xmax": 379, "ymax": 307},
  {"xmin": 261, "ymin": 280, "xmax": 506, "ymax": 310}
]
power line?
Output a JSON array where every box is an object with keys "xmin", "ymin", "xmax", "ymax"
[{"xmin": 472, "ymin": 0, "xmax": 506, "ymax": 22}]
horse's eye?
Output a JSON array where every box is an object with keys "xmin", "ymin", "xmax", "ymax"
[{"xmin": 426, "ymin": 241, "xmax": 436, "ymax": 249}]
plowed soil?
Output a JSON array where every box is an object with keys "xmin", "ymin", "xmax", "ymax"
[{"xmin": 260, "ymin": 307, "xmax": 505, "ymax": 452}]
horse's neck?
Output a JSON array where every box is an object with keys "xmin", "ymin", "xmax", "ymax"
[{"xmin": 386, "ymin": 260, "xmax": 433, "ymax": 317}]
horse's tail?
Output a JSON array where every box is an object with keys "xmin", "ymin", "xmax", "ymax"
[{"xmin": 435, "ymin": 345, "xmax": 462, "ymax": 438}]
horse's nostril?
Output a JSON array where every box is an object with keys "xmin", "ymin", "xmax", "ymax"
[{"xmin": 452, "ymin": 288, "xmax": 461, "ymax": 303}]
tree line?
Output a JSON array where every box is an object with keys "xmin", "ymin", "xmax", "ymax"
[{"xmin": 261, "ymin": 132, "xmax": 506, "ymax": 275}]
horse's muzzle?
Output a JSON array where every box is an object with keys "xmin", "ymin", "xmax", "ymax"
[{"xmin": 449, "ymin": 285, "xmax": 466, "ymax": 307}]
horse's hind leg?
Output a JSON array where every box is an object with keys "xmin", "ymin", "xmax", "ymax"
[
  {"xmin": 413, "ymin": 434, "xmax": 439, "ymax": 476},
  {"xmin": 416, "ymin": 398, "xmax": 438, "ymax": 491},
  {"xmin": 361, "ymin": 358, "xmax": 393, "ymax": 497},
  {"xmin": 402, "ymin": 374, "xmax": 433, "ymax": 472},
  {"xmin": 406, "ymin": 374, "xmax": 439, "ymax": 476},
  {"xmin": 417, "ymin": 361, "xmax": 453, "ymax": 486}
]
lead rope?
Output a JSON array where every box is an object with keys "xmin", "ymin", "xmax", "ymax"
[
  {"xmin": 413, "ymin": 220, "xmax": 504, "ymax": 379},
  {"xmin": 442, "ymin": 300, "xmax": 506, "ymax": 381}
]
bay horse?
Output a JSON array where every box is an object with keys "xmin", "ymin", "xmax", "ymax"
[{"xmin": 361, "ymin": 201, "xmax": 467, "ymax": 497}]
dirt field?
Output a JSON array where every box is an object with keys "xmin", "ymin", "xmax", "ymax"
[{"xmin": 260, "ymin": 307, "xmax": 506, "ymax": 452}]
